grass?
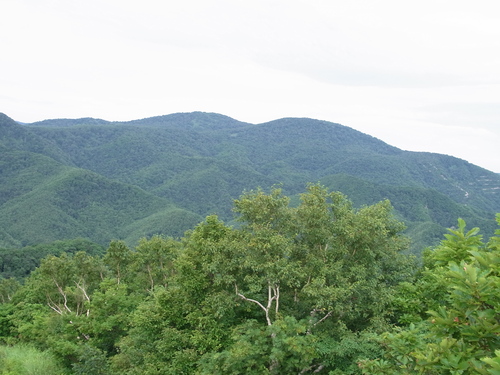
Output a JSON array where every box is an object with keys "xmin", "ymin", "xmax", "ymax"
[{"xmin": 0, "ymin": 345, "xmax": 66, "ymax": 375}]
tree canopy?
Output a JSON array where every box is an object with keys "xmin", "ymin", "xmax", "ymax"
[{"xmin": 0, "ymin": 185, "xmax": 499, "ymax": 374}]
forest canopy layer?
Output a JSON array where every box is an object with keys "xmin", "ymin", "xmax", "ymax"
[{"xmin": 1, "ymin": 185, "xmax": 500, "ymax": 374}]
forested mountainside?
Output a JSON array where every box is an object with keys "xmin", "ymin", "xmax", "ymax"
[
  {"xmin": 2, "ymin": 111, "xmax": 500, "ymax": 373},
  {"xmin": 1, "ymin": 111, "xmax": 499, "ymax": 251}
]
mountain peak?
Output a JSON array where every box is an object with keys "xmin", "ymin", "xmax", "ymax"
[{"xmin": 1, "ymin": 111, "xmax": 498, "ymax": 250}]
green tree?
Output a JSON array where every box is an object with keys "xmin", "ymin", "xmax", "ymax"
[
  {"xmin": 129, "ymin": 235, "xmax": 179, "ymax": 292},
  {"xmin": 203, "ymin": 185, "xmax": 413, "ymax": 373},
  {"xmin": 81, "ymin": 279, "xmax": 141, "ymax": 356},
  {"xmin": 72, "ymin": 344, "xmax": 110, "ymax": 375},
  {"xmin": 6, "ymin": 251, "xmax": 109, "ymax": 368},
  {"xmin": 115, "ymin": 184, "xmax": 413, "ymax": 374},
  {"xmin": 19, "ymin": 252, "xmax": 105, "ymax": 316},
  {"xmin": 103, "ymin": 240, "xmax": 132, "ymax": 285},
  {"xmin": 111, "ymin": 220, "xmax": 238, "ymax": 374},
  {"xmin": 0, "ymin": 278, "xmax": 20, "ymax": 304},
  {"xmin": 360, "ymin": 215, "xmax": 500, "ymax": 374}
]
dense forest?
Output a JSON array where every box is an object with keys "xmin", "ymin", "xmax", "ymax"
[
  {"xmin": 0, "ymin": 185, "xmax": 499, "ymax": 374},
  {"xmin": 1, "ymin": 111, "xmax": 500, "ymax": 373},
  {"xmin": 1, "ymin": 112, "xmax": 499, "ymax": 254}
]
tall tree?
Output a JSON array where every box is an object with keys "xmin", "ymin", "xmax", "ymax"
[
  {"xmin": 103, "ymin": 241, "xmax": 132, "ymax": 285},
  {"xmin": 129, "ymin": 235, "xmax": 179, "ymax": 292},
  {"xmin": 115, "ymin": 184, "xmax": 413, "ymax": 374},
  {"xmin": 360, "ymin": 215, "xmax": 500, "ymax": 374}
]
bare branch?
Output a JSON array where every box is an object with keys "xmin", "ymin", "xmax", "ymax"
[
  {"xmin": 75, "ymin": 280, "xmax": 91, "ymax": 316},
  {"xmin": 307, "ymin": 309, "xmax": 333, "ymax": 334},
  {"xmin": 47, "ymin": 302, "xmax": 63, "ymax": 315},
  {"xmin": 314, "ymin": 310, "xmax": 333, "ymax": 327},
  {"xmin": 298, "ymin": 364, "xmax": 325, "ymax": 374},
  {"xmin": 266, "ymin": 283, "xmax": 273, "ymax": 310},
  {"xmin": 56, "ymin": 285, "xmax": 72, "ymax": 313},
  {"xmin": 235, "ymin": 284, "xmax": 272, "ymax": 326},
  {"xmin": 75, "ymin": 281, "xmax": 90, "ymax": 303},
  {"xmin": 46, "ymin": 293, "xmax": 65, "ymax": 315},
  {"xmin": 51, "ymin": 279, "xmax": 72, "ymax": 314},
  {"xmin": 273, "ymin": 284, "xmax": 280, "ymax": 315}
]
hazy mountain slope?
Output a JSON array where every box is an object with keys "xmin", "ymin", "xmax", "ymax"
[
  {"xmin": 0, "ymin": 151, "xmax": 67, "ymax": 205},
  {"xmin": 153, "ymin": 160, "xmax": 277, "ymax": 218},
  {"xmin": 222, "ymin": 118, "xmax": 500, "ymax": 213},
  {"xmin": 25, "ymin": 113, "xmax": 500, "ymax": 215},
  {"xmin": 0, "ymin": 113, "xmax": 70, "ymax": 164},
  {"xmin": 27, "ymin": 124, "xmax": 218, "ymax": 185},
  {"xmin": 400, "ymin": 152, "xmax": 500, "ymax": 212},
  {"xmin": 27, "ymin": 117, "xmax": 111, "ymax": 127},
  {"xmin": 1, "ymin": 111, "xmax": 497, "ymax": 251},
  {"xmin": 319, "ymin": 173, "xmax": 496, "ymax": 251},
  {"xmin": 0, "ymin": 148, "xmax": 201, "ymax": 247},
  {"xmin": 124, "ymin": 111, "xmax": 251, "ymax": 131},
  {"xmin": 28, "ymin": 111, "xmax": 250, "ymax": 131}
]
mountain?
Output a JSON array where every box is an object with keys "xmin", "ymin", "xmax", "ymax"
[{"xmin": 1, "ymin": 111, "xmax": 499, "ymax": 253}]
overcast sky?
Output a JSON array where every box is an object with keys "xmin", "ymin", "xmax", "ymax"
[{"xmin": 2, "ymin": 0, "xmax": 499, "ymax": 172}]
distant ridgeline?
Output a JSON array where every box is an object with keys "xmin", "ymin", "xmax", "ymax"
[{"xmin": 0, "ymin": 111, "xmax": 499, "ymax": 253}]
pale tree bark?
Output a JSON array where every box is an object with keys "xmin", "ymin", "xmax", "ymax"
[
  {"xmin": 307, "ymin": 309, "xmax": 333, "ymax": 334},
  {"xmin": 298, "ymin": 364, "xmax": 325, "ymax": 374},
  {"xmin": 235, "ymin": 281, "xmax": 280, "ymax": 326},
  {"xmin": 75, "ymin": 280, "xmax": 91, "ymax": 317},
  {"xmin": 46, "ymin": 280, "xmax": 73, "ymax": 315}
]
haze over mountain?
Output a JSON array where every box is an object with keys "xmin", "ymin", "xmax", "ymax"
[{"xmin": 1, "ymin": 111, "xmax": 499, "ymax": 253}]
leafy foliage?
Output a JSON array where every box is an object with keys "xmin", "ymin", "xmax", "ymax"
[
  {"xmin": 0, "ymin": 182, "xmax": 499, "ymax": 373},
  {"xmin": 0, "ymin": 184, "xmax": 417, "ymax": 374},
  {"xmin": 110, "ymin": 184, "xmax": 413, "ymax": 374},
  {"xmin": 1, "ymin": 111, "xmax": 500, "ymax": 374},
  {"xmin": 0, "ymin": 238, "xmax": 104, "ymax": 279},
  {"xmin": 360, "ymin": 214, "xmax": 500, "ymax": 374}
]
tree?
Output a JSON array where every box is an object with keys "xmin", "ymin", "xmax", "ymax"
[
  {"xmin": 19, "ymin": 252, "xmax": 105, "ymax": 317},
  {"xmin": 207, "ymin": 185, "xmax": 413, "ymax": 373},
  {"xmin": 129, "ymin": 235, "xmax": 179, "ymax": 292},
  {"xmin": 0, "ymin": 277, "xmax": 20, "ymax": 303},
  {"xmin": 360, "ymin": 215, "xmax": 500, "ymax": 374},
  {"xmin": 6, "ymin": 251, "xmax": 108, "ymax": 368},
  {"xmin": 0, "ymin": 185, "xmax": 417, "ymax": 373},
  {"xmin": 103, "ymin": 240, "xmax": 132, "ymax": 285},
  {"xmin": 116, "ymin": 184, "xmax": 413, "ymax": 374}
]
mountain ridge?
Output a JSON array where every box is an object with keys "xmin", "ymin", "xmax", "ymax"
[{"xmin": 1, "ymin": 111, "xmax": 498, "ymax": 252}]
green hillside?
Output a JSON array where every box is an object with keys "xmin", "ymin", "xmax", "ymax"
[
  {"xmin": 1, "ymin": 111, "xmax": 499, "ymax": 253},
  {"xmin": 319, "ymin": 173, "xmax": 496, "ymax": 251},
  {"xmin": 0, "ymin": 148, "xmax": 201, "ymax": 247}
]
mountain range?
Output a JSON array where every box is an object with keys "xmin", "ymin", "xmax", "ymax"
[{"xmin": 1, "ymin": 111, "xmax": 499, "ymax": 254}]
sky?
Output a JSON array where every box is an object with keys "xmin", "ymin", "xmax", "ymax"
[{"xmin": 2, "ymin": 0, "xmax": 500, "ymax": 172}]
